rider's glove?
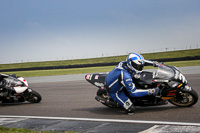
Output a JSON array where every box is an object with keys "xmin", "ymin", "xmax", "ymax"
[
  {"xmin": 153, "ymin": 61, "xmax": 158, "ymax": 67},
  {"xmin": 133, "ymin": 73, "xmax": 140, "ymax": 79},
  {"xmin": 148, "ymin": 87, "xmax": 160, "ymax": 95}
]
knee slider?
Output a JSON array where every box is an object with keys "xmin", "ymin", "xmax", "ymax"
[{"xmin": 127, "ymin": 104, "xmax": 135, "ymax": 113}]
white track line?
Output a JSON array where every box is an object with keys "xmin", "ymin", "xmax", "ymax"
[
  {"xmin": 0, "ymin": 115, "xmax": 200, "ymax": 126},
  {"xmin": 0, "ymin": 118, "xmax": 27, "ymax": 126}
]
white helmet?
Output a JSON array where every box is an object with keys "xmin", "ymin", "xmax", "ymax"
[{"xmin": 126, "ymin": 53, "xmax": 145, "ymax": 74}]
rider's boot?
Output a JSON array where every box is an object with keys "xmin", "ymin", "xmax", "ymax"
[{"xmin": 126, "ymin": 104, "xmax": 135, "ymax": 115}]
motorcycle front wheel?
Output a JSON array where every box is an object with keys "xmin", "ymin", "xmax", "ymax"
[
  {"xmin": 169, "ymin": 89, "xmax": 198, "ymax": 107},
  {"xmin": 25, "ymin": 90, "xmax": 42, "ymax": 103}
]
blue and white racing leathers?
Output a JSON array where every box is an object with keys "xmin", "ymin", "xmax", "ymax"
[{"xmin": 106, "ymin": 61, "xmax": 150, "ymax": 110}]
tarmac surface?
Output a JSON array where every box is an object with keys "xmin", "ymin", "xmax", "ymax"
[{"xmin": 0, "ymin": 66, "xmax": 200, "ymax": 132}]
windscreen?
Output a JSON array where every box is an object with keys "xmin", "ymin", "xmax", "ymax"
[{"xmin": 154, "ymin": 65, "xmax": 174, "ymax": 79}]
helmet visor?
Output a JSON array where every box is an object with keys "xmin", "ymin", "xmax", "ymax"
[{"xmin": 131, "ymin": 61, "xmax": 144, "ymax": 71}]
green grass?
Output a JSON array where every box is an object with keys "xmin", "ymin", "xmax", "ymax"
[
  {"xmin": 2, "ymin": 60, "xmax": 200, "ymax": 77},
  {"xmin": 0, "ymin": 49, "xmax": 200, "ymax": 70},
  {"xmin": 0, "ymin": 127, "xmax": 77, "ymax": 133}
]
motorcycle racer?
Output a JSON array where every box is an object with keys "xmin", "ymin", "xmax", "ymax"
[
  {"xmin": 106, "ymin": 53, "xmax": 159, "ymax": 115},
  {"xmin": 0, "ymin": 74, "xmax": 14, "ymax": 89},
  {"xmin": 0, "ymin": 73, "xmax": 42, "ymax": 103},
  {"xmin": 0, "ymin": 74, "xmax": 10, "ymax": 97},
  {"xmin": 0, "ymin": 74, "xmax": 7, "ymax": 88}
]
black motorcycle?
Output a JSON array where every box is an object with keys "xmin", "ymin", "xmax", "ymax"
[
  {"xmin": 85, "ymin": 64, "xmax": 198, "ymax": 109},
  {"xmin": 0, "ymin": 73, "xmax": 42, "ymax": 103}
]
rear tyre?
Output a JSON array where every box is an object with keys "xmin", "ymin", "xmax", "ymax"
[
  {"xmin": 169, "ymin": 89, "xmax": 198, "ymax": 107},
  {"xmin": 96, "ymin": 88, "xmax": 119, "ymax": 108}
]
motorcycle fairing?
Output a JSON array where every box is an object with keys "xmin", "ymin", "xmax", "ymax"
[
  {"xmin": 85, "ymin": 73, "xmax": 108, "ymax": 88},
  {"xmin": 13, "ymin": 77, "xmax": 28, "ymax": 93}
]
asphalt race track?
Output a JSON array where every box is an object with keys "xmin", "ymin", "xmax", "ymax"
[{"xmin": 0, "ymin": 67, "xmax": 200, "ymax": 132}]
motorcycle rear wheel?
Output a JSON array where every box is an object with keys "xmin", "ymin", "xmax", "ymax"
[
  {"xmin": 96, "ymin": 88, "xmax": 119, "ymax": 108},
  {"xmin": 169, "ymin": 89, "xmax": 198, "ymax": 107}
]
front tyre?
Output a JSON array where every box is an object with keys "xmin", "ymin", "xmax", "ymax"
[
  {"xmin": 25, "ymin": 90, "xmax": 42, "ymax": 103},
  {"xmin": 169, "ymin": 89, "xmax": 198, "ymax": 107}
]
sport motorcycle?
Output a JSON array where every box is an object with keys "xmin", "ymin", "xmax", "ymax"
[
  {"xmin": 85, "ymin": 64, "xmax": 198, "ymax": 109},
  {"xmin": 0, "ymin": 73, "xmax": 42, "ymax": 103}
]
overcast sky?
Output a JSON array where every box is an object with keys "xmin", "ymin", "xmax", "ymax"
[{"xmin": 0, "ymin": 0, "xmax": 200, "ymax": 64}]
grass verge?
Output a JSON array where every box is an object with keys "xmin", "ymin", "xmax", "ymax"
[
  {"xmin": 0, "ymin": 127, "xmax": 77, "ymax": 133},
  {"xmin": 2, "ymin": 60, "xmax": 200, "ymax": 77}
]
